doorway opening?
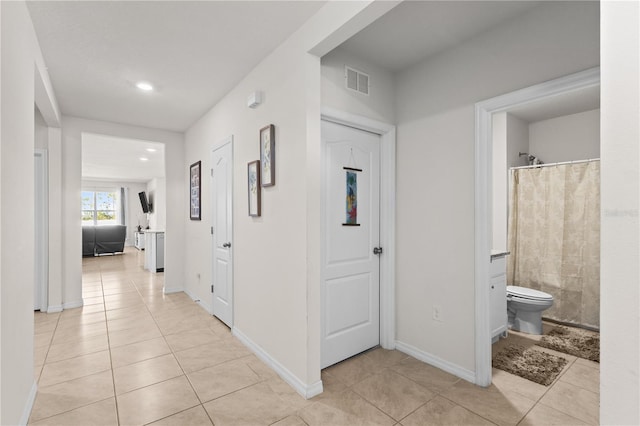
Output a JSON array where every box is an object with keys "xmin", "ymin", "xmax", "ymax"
[{"xmin": 474, "ymin": 67, "xmax": 600, "ymax": 385}]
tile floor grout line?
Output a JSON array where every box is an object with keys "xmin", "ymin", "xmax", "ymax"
[
  {"xmin": 123, "ymin": 257, "xmax": 212, "ymax": 425},
  {"xmin": 101, "ymin": 264, "xmax": 122, "ymax": 426},
  {"xmin": 433, "ymin": 393, "xmax": 501, "ymax": 426}
]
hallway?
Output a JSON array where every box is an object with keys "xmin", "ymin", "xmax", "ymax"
[{"xmin": 30, "ymin": 249, "xmax": 598, "ymax": 425}]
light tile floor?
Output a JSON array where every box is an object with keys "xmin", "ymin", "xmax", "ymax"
[{"xmin": 30, "ymin": 248, "xmax": 599, "ymax": 425}]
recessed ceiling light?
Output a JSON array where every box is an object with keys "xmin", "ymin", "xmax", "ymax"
[
  {"xmin": 140, "ymin": 157, "xmax": 149, "ymax": 162},
  {"xmin": 146, "ymin": 148, "xmax": 157, "ymax": 153},
  {"xmin": 136, "ymin": 82, "xmax": 153, "ymax": 91}
]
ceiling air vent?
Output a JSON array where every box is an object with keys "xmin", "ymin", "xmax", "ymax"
[{"xmin": 345, "ymin": 66, "xmax": 370, "ymax": 96}]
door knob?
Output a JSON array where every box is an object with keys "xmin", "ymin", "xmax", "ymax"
[
  {"xmin": 373, "ymin": 247, "xmax": 383, "ymax": 255},
  {"xmin": 222, "ymin": 242, "xmax": 231, "ymax": 248}
]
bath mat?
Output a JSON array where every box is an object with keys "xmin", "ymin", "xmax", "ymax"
[
  {"xmin": 492, "ymin": 345, "xmax": 568, "ymax": 386},
  {"xmin": 537, "ymin": 326, "xmax": 600, "ymax": 362}
]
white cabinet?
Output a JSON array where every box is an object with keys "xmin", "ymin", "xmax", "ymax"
[
  {"xmin": 134, "ymin": 232, "xmax": 145, "ymax": 250},
  {"xmin": 490, "ymin": 254, "xmax": 508, "ymax": 341},
  {"xmin": 144, "ymin": 231, "xmax": 164, "ymax": 273}
]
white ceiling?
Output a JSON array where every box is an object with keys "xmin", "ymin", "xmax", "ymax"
[
  {"xmin": 82, "ymin": 133, "xmax": 165, "ymax": 183},
  {"xmin": 27, "ymin": 1, "xmax": 326, "ymax": 132},
  {"xmin": 339, "ymin": 1, "xmax": 542, "ymax": 72},
  {"xmin": 338, "ymin": 0, "xmax": 599, "ymax": 123},
  {"xmin": 32, "ymin": 1, "xmax": 598, "ymax": 182}
]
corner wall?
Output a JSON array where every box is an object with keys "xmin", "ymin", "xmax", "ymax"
[
  {"xmin": 529, "ymin": 109, "xmax": 600, "ymax": 163},
  {"xmin": 394, "ymin": 2, "xmax": 599, "ymax": 375},
  {"xmin": 0, "ymin": 1, "xmax": 52, "ymax": 423}
]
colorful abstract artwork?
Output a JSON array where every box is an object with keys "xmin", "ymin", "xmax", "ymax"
[{"xmin": 345, "ymin": 171, "xmax": 357, "ymax": 224}]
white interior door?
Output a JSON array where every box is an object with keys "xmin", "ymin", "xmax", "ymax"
[
  {"xmin": 321, "ymin": 120, "xmax": 381, "ymax": 369},
  {"xmin": 211, "ymin": 140, "xmax": 233, "ymax": 327}
]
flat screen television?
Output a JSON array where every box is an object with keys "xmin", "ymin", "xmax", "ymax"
[{"xmin": 138, "ymin": 191, "xmax": 151, "ymax": 213}]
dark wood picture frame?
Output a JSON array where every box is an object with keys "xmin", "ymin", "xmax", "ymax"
[
  {"xmin": 260, "ymin": 124, "xmax": 275, "ymax": 187},
  {"xmin": 190, "ymin": 161, "xmax": 201, "ymax": 220},
  {"xmin": 248, "ymin": 160, "xmax": 261, "ymax": 217}
]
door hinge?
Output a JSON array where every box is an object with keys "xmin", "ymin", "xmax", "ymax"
[
  {"xmin": 210, "ymin": 226, "xmax": 214, "ymax": 235},
  {"xmin": 211, "ymin": 284, "xmax": 214, "ymax": 293},
  {"xmin": 373, "ymin": 247, "xmax": 383, "ymax": 255},
  {"xmin": 211, "ymin": 169, "xmax": 213, "ymax": 177}
]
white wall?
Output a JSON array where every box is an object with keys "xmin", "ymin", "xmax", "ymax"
[
  {"xmin": 506, "ymin": 113, "xmax": 529, "ymax": 169},
  {"xmin": 321, "ymin": 46, "xmax": 396, "ymax": 124},
  {"xmin": 600, "ymin": 1, "xmax": 639, "ymax": 424},
  {"xmin": 35, "ymin": 108, "xmax": 47, "ymax": 149},
  {"xmin": 492, "ymin": 113, "xmax": 507, "ymax": 250},
  {"xmin": 81, "ymin": 180, "xmax": 148, "ymax": 245},
  {"xmin": 183, "ymin": 1, "xmax": 397, "ymax": 395},
  {"xmin": 492, "ymin": 112, "xmax": 529, "ymax": 250},
  {"xmin": 146, "ymin": 178, "xmax": 166, "ymax": 230},
  {"xmin": 0, "ymin": 1, "xmax": 59, "ymax": 423},
  {"xmin": 395, "ymin": 1, "xmax": 599, "ymax": 375},
  {"xmin": 529, "ymin": 109, "xmax": 600, "ymax": 163},
  {"xmin": 61, "ymin": 116, "xmax": 184, "ymax": 301}
]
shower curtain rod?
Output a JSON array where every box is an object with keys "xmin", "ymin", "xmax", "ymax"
[{"xmin": 510, "ymin": 158, "xmax": 600, "ymax": 170}]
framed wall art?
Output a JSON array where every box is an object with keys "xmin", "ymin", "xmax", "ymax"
[
  {"xmin": 190, "ymin": 161, "xmax": 201, "ymax": 220},
  {"xmin": 260, "ymin": 124, "xmax": 275, "ymax": 187},
  {"xmin": 248, "ymin": 160, "xmax": 261, "ymax": 217}
]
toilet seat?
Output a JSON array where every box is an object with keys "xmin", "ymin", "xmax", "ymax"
[{"xmin": 507, "ymin": 285, "xmax": 553, "ymax": 301}]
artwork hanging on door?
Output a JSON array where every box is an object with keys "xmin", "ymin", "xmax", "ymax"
[
  {"xmin": 248, "ymin": 160, "xmax": 261, "ymax": 217},
  {"xmin": 190, "ymin": 161, "xmax": 201, "ymax": 220},
  {"xmin": 343, "ymin": 167, "xmax": 362, "ymax": 226},
  {"xmin": 260, "ymin": 124, "xmax": 275, "ymax": 187}
]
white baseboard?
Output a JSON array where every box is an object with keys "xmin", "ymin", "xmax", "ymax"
[
  {"xmin": 19, "ymin": 381, "xmax": 37, "ymax": 425},
  {"xmin": 62, "ymin": 300, "xmax": 83, "ymax": 310},
  {"xmin": 395, "ymin": 340, "xmax": 476, "ymax": 384},
  {"xmin": 232, "ymin": 327, "xmax": 323, "ymax": 399},
  {"xmin": 163, "ymin": 287, "xmax": 183, "ymax": 295},
  {"xmin": 47, "ymin": 305, "xmax": 63, "ymax": 313},
  {"xmin": 183, "ymin": 289, "xmax": 213, "ymax": 315}
]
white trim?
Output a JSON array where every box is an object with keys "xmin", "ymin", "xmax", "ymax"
[
  {"xmin": 19, "ymin": 381, "xmax": 38, "ymax": 425},
  {"xmin": 395, "ymin": 340, "xmax": 475, "ymax": 384},
  {"xmin": 163, "ymin": 287, "xmax": 183, "ymax": 295},
  {"xmin": 233, "ymin": 327, "xmax": 323, "ymax": 399},
  {"xmin": 35, "ymin": 149, "xmax": 49, "ymax": 312},
  {"xmin": 184, "ymin": 288, "xmax": 213, "ymax": 315},
  {"xmin": 474, "ymin": 67, "xmax": 600, "ymax": 387},
  {"xmin": 47, "ymin": 305, "xmax": 63, "ymax": 314},
  {"xmin": 320, "ymin": 107, "xmax": 397, "ymax": 351},
  {"xmin": 62, "ymin": 300, "xmax": 83, "ymax": 310}
]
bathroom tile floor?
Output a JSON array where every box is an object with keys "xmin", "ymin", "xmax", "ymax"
[{"xmin": 30, "ymin": 248, "xmax": 599, "ymax": 425}]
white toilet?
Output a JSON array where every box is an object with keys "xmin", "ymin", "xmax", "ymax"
[{"xmin": 506, "ymin": 286, "xmax": 554, "ymax": 335}]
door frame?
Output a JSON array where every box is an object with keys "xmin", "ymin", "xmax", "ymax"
[
  {"xmin": 211, "ymin": 136, "xmax": 234, "ymax": 326},
  {"xmin": 35, "ymin": 149, "xmax": 49, "ymax": 312},
  {"xmin": 473, "ymin": 67, "xmax": 600, "ymax": 386},
  {"xmin": 320, "ymin": 107, "xmax": 396, "ymax": 351}
]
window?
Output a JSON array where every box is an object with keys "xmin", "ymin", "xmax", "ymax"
[{"xmin": 82, "ymin": 190, "xmax": 118, "ymax": 226}]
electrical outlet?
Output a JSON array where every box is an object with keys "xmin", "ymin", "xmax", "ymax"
[{"xmin": 432, "ymin": 305, "xmax": 444, "ymax": 322}]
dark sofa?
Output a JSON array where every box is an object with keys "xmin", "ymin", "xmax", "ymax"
[{"xmin": 82, "ymin": 225, "xmax": 127, "ymax": 256}]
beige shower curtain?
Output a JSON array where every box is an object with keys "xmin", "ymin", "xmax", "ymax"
[{"xmin": 507, "ymin": 161, "xmax": 600, "ymax": 328}]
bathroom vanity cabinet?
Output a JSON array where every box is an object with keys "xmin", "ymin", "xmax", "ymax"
[{"xmin": 490, "ymin": 251, "xmax": 509, "ymax": 342}]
